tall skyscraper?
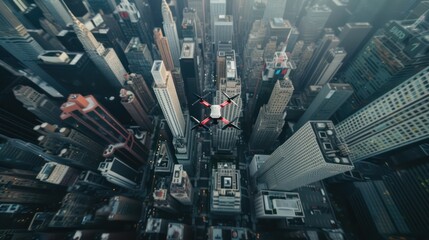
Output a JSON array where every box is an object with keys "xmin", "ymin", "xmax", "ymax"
[
  {"xmin": 263, "ymin": 0, "xmax": 287, "ymax": 20},
  {"xmin": 339, "ymin": 20, "xmax": 429, "ymax": 118},
  {"xmin": 153, "ymin": 177, "xmax": 180, "ymax": 213},
  {"xmin": 13, "ymin": 85, "xmax": 62, "ymax": 124},
  {"xmin": 255, "ymin": 190, "xmax": 304, "ymax": 219},
  {"xmin": 337, "ymin": 22, "xmax": 372, "ymax": 63},
  {"xmin": 0, "ymin": 2, "xmax": 65, "ymax": 97},
  {"xmin": 70, "ymin": 8, "xmax": 127, "ymax": 90},
  {"xmin": 170, "ymin": 164, "xmax": 193, "ymax": 205},
  {"xmin": 307, "ymin": 47, "xmax": 347, "ymax": 86},
  {"xmin": 210, "ymin": 0, "xmax": 226, "ymax": 36},
  {"xmin": 161, "ymin": 0, "xmax": 181, "ymax": 68},
  {"xmin": 179, "ymin": 41, "xmax": 200, "ymax": 117},
  {"xmin": 60, "ymin": 94, "xmax": 147, "ymax": 164},
  {"xmin": 211, "ymin": 162, "xmax": 241, "ymax": 213},
  {"xmin": 123, "ymin": 73, "xmax": 157, "ymax": 115},
  {"xmin": 257, "ymin": 121, "xmax": 354, "ymax": 191},
  {"xmin": 119, "ymin": 88, "xmax": 153, "ymax": 131},
  {"xmin": 268, "ymin": 18, "xmax": 292, "ymax": 45},
  {"xmin": 124, "ymin": 38, "xmax": 154, "ymax": 86},
  {"xmin": 213, "ymin": 50, "xmax": 242, "ymax": 152},
  {"xmin": 182, "ymin": 8, "xmax": 201, "ymax": 40},
  {"xmin": 298, "ymin": 4, "xmax": 332, "ymax": 43},
  {"xmin": 249, "ymin": 78, "xmax": 294, "ymax": 151},
  {"xmin": 295, "ymin": 83, "xmax": 353, "ymax": 130},
  {"xmin": 335, "ymin": 67, "xmax": 429, "ymax": 162},
  {"xmin": 153, "ymin": 28, "xmax": 175, "ymax": 71},
  {"xmin": 151, "ymin": 60, "xmax": 186, "ymax": 138},
  {"xmin": 114, "ymin": 0, "xmax": 151, "ymax": 44},
  {"xmin": 213, "ymin": 15, "xmax": 233, "ymax": 46},
  {"xmin": 284, "ymin": 0, "xmax": 308, "ymax": 25},
  {"xmin": 34, "ymin": 0, "xmax": 73, "ymax": 28}
]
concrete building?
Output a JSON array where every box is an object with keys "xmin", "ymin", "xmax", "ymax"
[
  {"xmin": 263, "ymin": 0, "xmax": 287, "ymax": 20},
  {"xmin": 120, "ymin": 88, "xmax": 153, "ymax": 131},
  {"xmin": 210, "ymin": 0, "xmax": 226, "ymax": 35},
  {"xmin": 114, "ymin": 0, "xmax": 151, "ymax": 44},
  {"xmin": 123, "ymin": 73, "xmax": 157, "ymax": 115},
  {"xmin": 268, "ymin": 18, "xmax": 292, "ymax": 45},
  {"xmin": 154, "ymin": 28, "xmax": 175, "ymax": 71},
  {"xmin": 33, "ymin": 0, "xmax": 73, "ymax": 28},
  {"xmin": 208, "ymin": 226, "xmax": 250, "ymax": 240},
  {"xmin": 170, "ymin": 164, "xmax": 193, "ymax": 205},
  {"xmin": 307, "ymin": 47, "xmax": 347, "ymax": 86},
  {"xmin": 60, "ymin": 94, "xmax": 147, "ymax": 164},
  {"xmin": 154, "ymin": 141, "xmax": 175, "ymax": 174},
  {"xmin": 13, "ymin": 85, "xmax": 62, "ymax": 124},
  {"xmin": 337, "ymin": 22, "xmax": 372, "ymax": 62},
  {"xmin": 249, "ymin": 77, "xmax": 294, "ymax": 152},
  {"xmin": 336, "ymin": 67, "xmax": 429, "ymax": 162},
  {"xmin": 255, "ymin": 190, "xmax": 304, "ymax": 219},
  {"xmin": 166, "ymin": 223, "xmax": 191, "ymax": 240},
  {"xmin": 211, "ymin": 162, "xmax": 241, "ymax": 214},
  {"xmin": 213, "ymin": 15, "xmax": 233, "ymax": 46},
  {"xmin": 49, "ymin": 193, "xmax": 95, "ymax": 228},
  {"xmin": 98, "ymin": 157, "xmax": 140, "ymax": 190},
  {"xmin": 258, "ymin": 121, "xmax": 354, "ymax": 191},
  {"xmin": 124, "ymin": 38, "xmax": 154, "ymax": 84},
  {"xmin": 298, "ymin": 4, "xmax": 332, "ymax": 43},
  {"xmin": 161, "ymin": 0, "xmax": 181, "ymax": 68},
  {"xmin": 179, "ymin": 41, "xmax": 200, "ymax": 117},
  {"xmin": 153, "ymin": 177, "xmax": 180, "ymax": 213},
  {"xmin": 249, "ymin": 155, "xmax": 270, "ymax": 178},
  {"xmin": 145, "ymin": 218, "xmax": 169, "ymax": 238},
  {"xmin": 213, "ymin": 50, "xmax": 242, "ymax": 152},
  {"xmin": 295, "ymin": 83, "xmax": 353, "ymax": 130}
]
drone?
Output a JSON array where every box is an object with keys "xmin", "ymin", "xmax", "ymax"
[{"xmin": 191, "ymin": 91, "xmax": 241, "ymax": 131}]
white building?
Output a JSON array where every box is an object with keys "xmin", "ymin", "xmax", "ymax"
[
  {"xmin": 210, "ymin": 0, "xmax": 226, "ymax": 37},
  {"xmin": 255, "ymin": 190, "xmax": 304, "ymax": 219},
  {"xmin": 161, "ymin": 0, "xmax": 181, "ymax": 68},
  {"xmin": 98, "ymin": 157, "xmax": 140, "ymax": 190},
  {"xmin": 170, "ymin": 164, "xmax": 193, "ymax": 205},
  {"xmin": 249, "ymin": 154, "xmax": 270, "ymax": 177},
  {"xmin": 211, "ymin": 162, "xmax": 241, "ymax": 213},
  {"xmin": 336, "ymin": 66, "xmax": 429, "ymax": 162},
  {"xmin": 151, "ymin": 60, "xmax": 186, "ymax": 138},
  {"xmin": 36, "ymin": 162, "xmax": 79, "ymax": 186},
  {"xmin": 257, "ymin": 121, "xmax": 354, "ymax": 191}
]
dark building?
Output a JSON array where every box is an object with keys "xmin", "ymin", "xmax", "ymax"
[
  {"xmin": 87, "ymin": 0, "xmax": 116, "ymax": 14},
  {"xmin": 57, "ymin": 30, "xmax": 85, "ymax": 52},
  {"xmin": 179, "ymin": 41, "xmax": 200, "ymax": 117}
]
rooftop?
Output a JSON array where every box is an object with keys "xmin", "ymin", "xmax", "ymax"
[{"xmin": 257, "ymin": 190, "xmax": 304, "ymax": 218}]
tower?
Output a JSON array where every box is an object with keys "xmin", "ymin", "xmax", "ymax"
[
  {"xmin": 60, "ymin": 94, "xmax": 147, "ymax": 164},
  {"xmin": 114, "ymin": 0, "xmax": 151, "ymax": 44},
  {"xmin": 70, "ymin": 7, "xmax": 127, "ymax": 90},
  {"xmin": 213, "ymin": 15, "xmax": 233, "ymax": 48},
  {"xmin": 210, "ymin": 0, "xmax": 226, "ymax": 35},
  {"xmin": 298, "ymin": 4, "xmax": 332, "ymax": 43},
  {"xmin": 295, "ymin": 83, "xmax": 353, "ymax": 130},
  {"xmin": 307, "ymin": 47, "xmax": 347, "ymax": 86},
  {"xmin": 211, "ymin": 162, "xmax": 241, "ymax": 213},
  {"xmin": 161, "ymin": 0, "xmax": 181, "ymax": 68},
  {"xmin": 213, "ymin": 50, "xmax": 242, "ymax": 152},
  {"xmin": 263, "ymin": 0, "xmax": 287, "ymax": 20},
  {"xmin": 153, "ymin": 28, "xmax": 175, "ymax": 71},
  {"xmin": 120, "ymin": 88, "xmax": 153, "ymax": 131},
  {"xmin": 335, "ymin": 67, "xmax": 429, "ymax": 162},
  {"xmin": 179, "ymin": 41, "xmax": 200, "ymax": 117},
  {"xmin": 0, "ymin": 1, "xmax": 65, "ymax": 97},
  {"xmin": 151, "ymin": 61, "xmax": 186, "ymax": 138},
  {"xmin": 257, "ymin": 121, "xmax": 354, "ymax": 191},
  {"xmin": 13, "ymin": 85, "xmax": 62, "ymax": 124},
  {"xmin": 123, "ymin": 73, "xmax": 157, "ymax": 115},
  {"xmin": 249, "ymin": 78, "xmax": 294, "ymax": 152},
  {"xmin": 337, "ymin": 22, "xmax": 372, "ymax": 63},
  {"xmin": 125, "ymin": 38, "xmax": 154, "ymax": 85},
  {"xmin": 98, "ymin": 157, "xmax": 140, "ymax": 190}
]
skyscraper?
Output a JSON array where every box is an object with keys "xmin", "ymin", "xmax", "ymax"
[
  {"xmin": 170, "ymin": 164, "xmax": 193, "ymax": 205},
  {"xmin": 298, "ymin": 4, "xmax": 332, "ymax": 43},
  {"xmin": 337, "ymin": 22, "xmax": 372, "ymax": 62},
  {"xmin": 114, "ymin": 0, "xmax": 151, "ymax": 44},
  {"xmin": 179, "ymin": 41, "xmax": 200, "ymax": 117},
  {"xmin": 13, "ymin": 85, "xmax": 62, "ymax": 124},
  {"xmin": 263, "ymin": 0, "xmax": 287, "ymax": 20},
  {"xmin": 125, "ymin": 38, "xmax": 154, "ymax": 84},
  {"xmin": 257, "ymin": 121, "xmax": 354, "ymax": 191},
  {"xmin": 213, "ymin": 15, "xmax": 233, "ymax": 46},
  {"xmin": 70, "ymin": 8, "xmax": 127, "ymax": 90},
  {"xmin": 120, "ymin": 88, "xmax": 153, "ymax": 131},
  {"xmin": 339, "ymin": 20, "xmax": 429, "ymax": 118},
  {"xmin": 295, "ymin": 83, "xmax": 353, "ymax": 130},
  {"xmin": 153, "ymin": 28, "xmax": 175, "ymax": 71},
  {"xmin": 34, "ymin": 0, "xmax": 73, "ymax": 28},
  {"xmin": 307, "ymin": 47, "xmax": 347, "ymax": 86},
  {"xmin": 161, "ymin": 0, "xmax": 181, "ymax": 68},
  {"xmin": 151, "ymin": 60, "xmax": 186, "ymax": 138},
  {"xmin": 335, "ymin": 67, "xmax": 429, "ymax": 162},
  {"xmin": 123, "ymin": 73, "xmax": 157, "ymax": 115},
  {"xmin": 249, "ymin": 78, "xmax": 294, "ymax": 152},
  {"xmin": 0, "ymin": 2, "xmax": 65, "ymax": 97},
  {"xmin": 60, "ymin": 94, "xmax": 147, "ymax": 164},
  {"xmin": 210, "ymin": 0, "xmax": 226, "ymax": 36},
  {"xmin": 213, "ymin": 50, "xmax": 242, "ymax": 152}
]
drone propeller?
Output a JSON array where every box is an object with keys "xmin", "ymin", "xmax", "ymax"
[
  {"xmin": 191, "ymin": 116, "xmax": 211, "ymax": 131},
  {"xmin": 222, "ymin": 117, "xmax": 241, "ymax": 130},
  {"xmin": 192, "ymin": 92, "xmax": 211, "ymax": 106},
  {"xmin": 222, "ymin": 91, "xmax": 239, "ymax": 106}
]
